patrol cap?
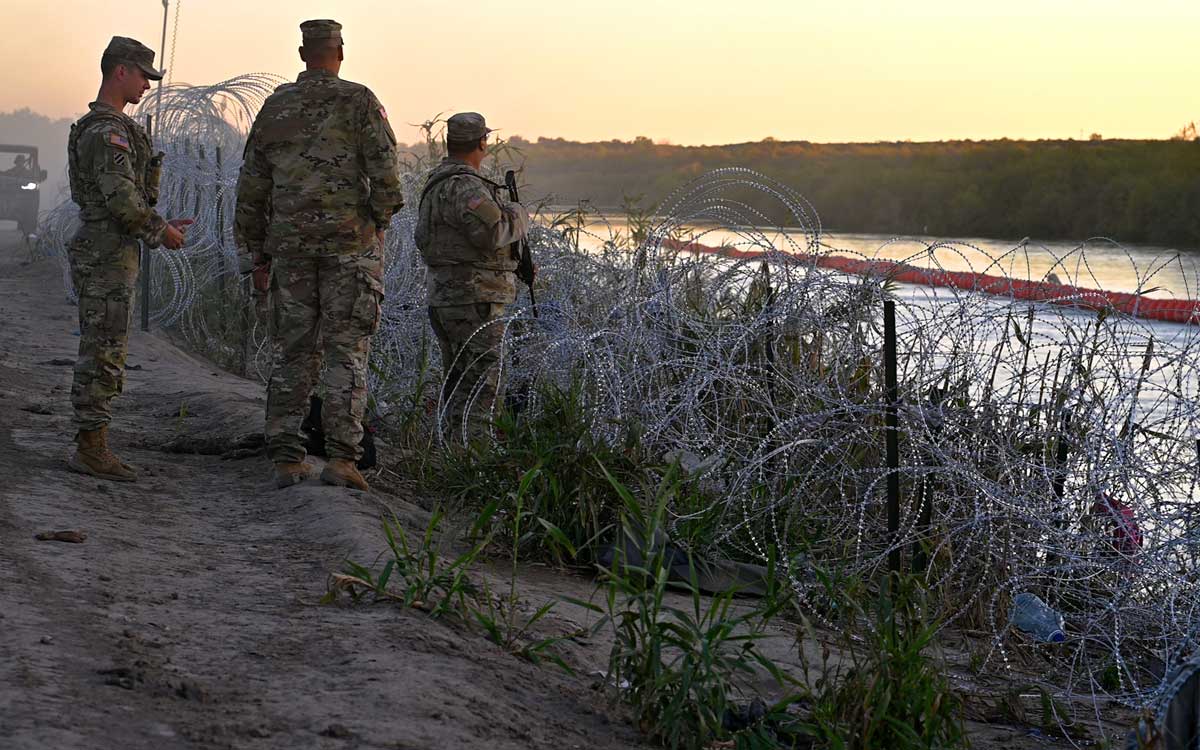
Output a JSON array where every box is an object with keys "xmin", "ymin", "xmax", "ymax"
[
  {"xmin": 300, "ymin": 19, "xmax": 343, "ymax": 44},
  {"xmin": 447, "ymin": 112, "xmax": 493, "ymax": 143},
  {"xmin": 103, "ymin": 36, "xmax": 165, "ymax": 81}
]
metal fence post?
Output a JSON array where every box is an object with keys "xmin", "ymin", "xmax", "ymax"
[
  {"xmin": 885, "ymin": 299, "xmax": 901, "ymax": 575},
  {"xmin": 140, "ymin": 114, "xmax": 152, "ymax": 332}
]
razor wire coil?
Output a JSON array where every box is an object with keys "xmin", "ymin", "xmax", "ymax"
[{"xmin": 34, "ymin": 75, "xmax": 1200, "ymax": 728}]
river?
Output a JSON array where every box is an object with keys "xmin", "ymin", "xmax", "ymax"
[
  {"xmin": 558, "ymin": 216, "xmax": 1200, "ymax": 454},
  {"xmin": 562, "ymin": 216, "xmax": 1200, "ymax": 299}
]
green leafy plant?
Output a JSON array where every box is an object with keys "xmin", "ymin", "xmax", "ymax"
[
  {"xmin": 325, "ymin": 504, "xmax": 495, "ymax": 618},
  {"xmin": 471, "ymin": 465, "xmax": 579, "ymax": 672},
  {"xmin": 572, "ymin": 463, "xmax": 802, "ymax": 750},
  {"xmin": 800, "ymin": 571, "xmax": 967, "ymax": 749},
  {"xmin": 440, "ymin": 379, "xmax": 646, "ymax": 564}
]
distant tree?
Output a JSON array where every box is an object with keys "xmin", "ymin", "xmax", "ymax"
[
  {"xmin": 1173, "ymin": 121, "xmax": 1198, "ymax": 141},
  {"xmin": 1089, "ymin": 133, "xmax": 1104, "ymax": 141},
  {"xmin": 516, "ymin": 136, "xmax": 1200, "ymax": 247}
]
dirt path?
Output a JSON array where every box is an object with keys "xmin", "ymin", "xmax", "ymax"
[
  {"xmin": 0, "ymin": 231, "xmax": 643, "ymax": 750},
  {"xmin": 0, "ymin": 230, "xmax": 1138, "ymax": 750}
]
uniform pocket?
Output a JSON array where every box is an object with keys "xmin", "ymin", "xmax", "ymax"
[
  {"xmin": 103, "ymin": 290, "xmax": 132, "ymax": 333},
  {"xmin": 351, "ymin": 272, "xmax": 385, "ymax": 335}
]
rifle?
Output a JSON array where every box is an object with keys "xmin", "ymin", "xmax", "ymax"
[{"xmin": 503, "ymin": 169, "xmax": 537, "ymax": 318}]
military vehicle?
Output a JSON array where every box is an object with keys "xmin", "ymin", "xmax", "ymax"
[{"xmin": 0, "ymin": 145, "xmax": 48, "ymax": 236}]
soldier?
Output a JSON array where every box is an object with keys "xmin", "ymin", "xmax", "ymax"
[
  {"xmin": 235, "ymin": 19, "xmax": 403, "ymax": 492},
  {"xmin": 414, "ymin": 113, "xmax": 531, "ymax": 443},
  {"xmin": 6, "ymin": 154, "xmax": 28, "ymax": 176},
  {"xmin": 66, "ymin": 36, "xmax": 192, "ymax": 482}
]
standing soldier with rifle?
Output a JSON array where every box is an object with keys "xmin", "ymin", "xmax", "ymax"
[
  {"xmin": 414, "ymin": 112, "xmax": 533, "ymax": 443},
  {"xmin": 235, "ymin": 19, "xmax": 403, "ymax": 492},
  {"xmin": 66, "ymin": 36, "xmax": 192, "ymax": 482}
]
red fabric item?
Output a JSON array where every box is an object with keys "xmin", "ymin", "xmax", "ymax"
[
  {"xmin": 252, "ymin": 262, "xmax": 271, "ymax": 294},
  {"xmin": 662, "ymin": 238, "xmax": 1200, "ymax": 326},
  {"xmin": 1090, "ymin": 498, "xmax": 1144, "ymax": 555}
]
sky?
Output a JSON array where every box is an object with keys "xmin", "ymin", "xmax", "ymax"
[{"xmin": 1, "ymin": 0, "xmax": 1197, "ymax": 145}]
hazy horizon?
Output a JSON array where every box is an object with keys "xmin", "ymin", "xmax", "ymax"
[{"xmin": 1, "ymin": 0, "xmax": 1197, "ymax": 147}]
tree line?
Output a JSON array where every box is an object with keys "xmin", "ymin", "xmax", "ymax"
[
  {"xmin": 496, "ymin": 136, "xmax": 1200, "ymax": 249},
  {"xmin": 9, "ymin": 103, "xmax": 1196, "ymax": 248}
]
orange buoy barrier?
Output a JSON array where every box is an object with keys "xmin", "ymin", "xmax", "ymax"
[{"xmin": 661, "ymin": 238, "xmax": 1200, "ymax": 326}]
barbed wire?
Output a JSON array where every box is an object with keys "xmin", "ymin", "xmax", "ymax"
[{"xmin": 34, "ymin": 75, "xmax": 1200, "ymax": 730}]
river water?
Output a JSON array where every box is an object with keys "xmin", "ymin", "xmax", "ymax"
[
  {"xmin": 561, "ymin": 217, "xmax": 1200, "ymax": 446},
  {"xmin": 565, "ymin": 216, "xmax": 1200, "ymax": 299}
]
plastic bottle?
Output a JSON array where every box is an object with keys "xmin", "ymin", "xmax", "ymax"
[{"xmin": 1010, "ymin": 592, "xmax": 1066, "ymax": 643}]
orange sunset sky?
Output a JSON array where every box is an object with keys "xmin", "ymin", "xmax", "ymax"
[{"xmin": 1, "ymin": 0, "xmax": 1197, "ymax": 145}]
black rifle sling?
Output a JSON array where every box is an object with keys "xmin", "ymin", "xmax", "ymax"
[{"xmin": 418, "ymin": 170, "xmax": 502, "ymax": 209}]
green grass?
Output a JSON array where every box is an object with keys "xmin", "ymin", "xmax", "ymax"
[
  {"xmin": 472, "ymin": 464, "xmax": 580, "ymax": 672},
  {"xmin": 324, "ymin": 505, "xmax": 491, "ymax": 618},
  {"xmin": 571, "ymin": 464, "xmax": 806, "ymax": 750},
  {"xmin": 439, "ymin": 378, "xmax": 654, "ymax": 565},
  {"xmin": 799, "ymin": 572, "xmax": 967, "ymax": 749}
]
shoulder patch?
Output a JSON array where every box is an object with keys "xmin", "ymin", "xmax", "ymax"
[
  {"xmin": 466, "ymin": 194, "xmax": 503, "ymax": 226},
  {"xmin": 378, "ymin": 107, "xmax": 388, "ymax": 120},
  {"xmin": 108, "ymin": 133, "xmax": 131, "ymax": 151}
]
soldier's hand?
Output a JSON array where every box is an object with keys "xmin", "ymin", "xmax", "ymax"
[
  {"xmin": 163, "ymin": 218, "xmax": 194, "ymax": 250},
  {"xmin": 376, "ymin": 229, "xmax": 386, "ymax": 248}
]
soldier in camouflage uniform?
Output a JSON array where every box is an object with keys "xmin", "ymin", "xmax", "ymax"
[
  {"xmin": 235, "ymin": 19, "xmax": 403, "ymax": 491},
  {"xmin": 66, "ymin": 36, "xmax": 192, "ymax": 482},
  {"xmin": 414, "ymin": 113, "xmax": 530, "ymax": 443}
]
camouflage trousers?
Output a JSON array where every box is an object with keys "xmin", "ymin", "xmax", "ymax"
[
  {"xmin": 265, "ymin": 245, "xmax": 384, "ymax": 464},
  {"xmin": 67, "ymin": 227, "xmax": 140, "ymax": 433},
  {"xmin": 428, "ymin": 302, "xmax": 508, "ymax": 443}
]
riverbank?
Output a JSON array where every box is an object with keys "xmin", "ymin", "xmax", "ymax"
[{"xmin": 0, "ymin": 231, "xmax": 643, "ymax": 749}]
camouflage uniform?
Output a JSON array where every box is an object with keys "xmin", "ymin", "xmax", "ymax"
[
  {"xmin": 66, "ymin": 38, "xmax": 168, "ymax": 435},
  {"xmin": 234, "ymin": 20, "xmax": 402, "ymax": 466},
  {"xmin": 414, "ymin": 114, "xmax": 530, "ymax": 440}
]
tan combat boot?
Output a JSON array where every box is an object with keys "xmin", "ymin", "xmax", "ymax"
[
  {"xmin": 68, "ymin": 426, "xmax": 137, "ymax": 482},
  {"xmin": 274, "ymin": 462, "xmax": 313, "ymax": 489},
  {"xmin": 320, "ymin": 458, "xmax": 369, "ymax": 492}
]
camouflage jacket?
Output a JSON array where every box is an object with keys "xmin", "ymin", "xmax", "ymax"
[
  {"xmin": 234, "ymin": 69, "xmax": 403, "ymax": 258},
  {"xmin": 414, "ymin": 158, "xmax": 529, "ymax": 306},
  {"xmin": 67, "ymin": 101, "xmax": 168, "ymax": 246}
]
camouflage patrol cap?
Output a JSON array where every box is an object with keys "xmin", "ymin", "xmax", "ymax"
[
  {"xmin": 447, "ymin": 113, "xmax": 493, "ymax": 143},
  {"xmin": 102, "ymin": 36, "xmax": 165, "ymax": 81},
  {"xmin": 300, "ymin": 19, "xmax": 343, "ymax": 44}
]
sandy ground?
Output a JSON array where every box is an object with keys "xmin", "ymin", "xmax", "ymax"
[
  {"xmin": 0, "ymin": 231, "xmax": 644, "ymax": 749},
  {"xmin": 0, "ymin": 229, "xmax": 1136, "ymax": 749}
]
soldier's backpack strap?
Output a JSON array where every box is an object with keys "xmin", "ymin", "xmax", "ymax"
[{"xmin": 418, "ymin": 169, "xmax": 503, "ymax": 208}]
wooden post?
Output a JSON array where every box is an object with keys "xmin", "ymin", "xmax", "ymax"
[{"xmin": 884, "ymin": 299, "xmax": 901, "ymax": 575}]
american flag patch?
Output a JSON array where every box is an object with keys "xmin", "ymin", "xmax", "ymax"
[
  {"xmin": 108, "ymin": 133, "xmax": 131, "ymax": 151},
  {"xmin": 467, "ymin": 196, "xmax": 484, "ymax": 210},
  {"xmin": 378, "ymin": 107, "xmax": 388, "ymax": 120}
]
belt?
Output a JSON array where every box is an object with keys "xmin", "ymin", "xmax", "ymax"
[{"xmin": 78, "ymin": 217, "xmax": 132, "ymax": 236}]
